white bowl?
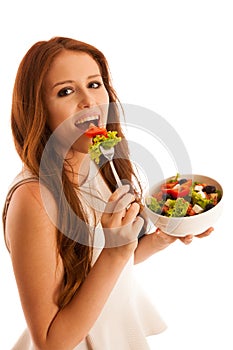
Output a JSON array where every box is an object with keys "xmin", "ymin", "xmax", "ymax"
[{"xmin": 144, "ymin": 174, "xmax": 223, "ymax": 237}]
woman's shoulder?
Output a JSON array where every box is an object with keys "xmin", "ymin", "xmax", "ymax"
[
  {"xmin": 6, "ymin": 171, "xmax": 57, "ymax": 222},
  {"xmin": 3, "ymin": 169, "xmax": 40, "ymax": 224},
  {"xmin": 4, "ymin": 167, "xmax": 56, "ymax": 210},
  {"xmin": 3, "ymin": 169, "xmax": 57, "ymax": 251},
  {"xmin": 5, "ymin": 168, "xmax": 39, "ymax": 200},
  {"xmin": 9, "ymin": 179, "xmax": 42, "ymax": 207}
]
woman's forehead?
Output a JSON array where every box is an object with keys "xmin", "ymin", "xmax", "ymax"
[{"xmin": 45, "ymin": 51, "xmax": 101, "ymax": 85}]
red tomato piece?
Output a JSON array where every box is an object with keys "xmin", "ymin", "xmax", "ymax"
[
  {"xmin": 162, "ymin": 205, "xmax": 170, "ymax": 214},
  {"xmin": 161, "ymin": 179, "xmax": 192, "ymax": 199},
  {"xmin": 161, "ymin": 181, "xmax": 179, "ymax": 191},
  {"xmin": 187, "ymin": 204, "xmax": 196, "ymax": 216},
  {"xmin": 169, "ymin": 187, "xmax": 190, "ymax": 198},
  {"xmin": 85, "ymin": 126, "xmax": 108, "ymax": 138}
]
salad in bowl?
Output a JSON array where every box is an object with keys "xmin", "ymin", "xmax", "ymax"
[{"xmin": 145, "ymin": 174, "xmax": 223, "ymax": 236}]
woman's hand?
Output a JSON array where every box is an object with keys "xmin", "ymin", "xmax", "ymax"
[
  {"xmin": 134, "ymin": 227, "xmax": 214, "ymax": 264},
  {"xmin": 155, "ymin": 226, "xmax": 214, "ymax": 247},
  {"xmin": 179, "ymin": 226, "xmax": 214, "ymax": 244},
  {"xmin": 101, "ymin": 185, "xmax": 144, "ymax": 257},
  {"xmin": 194, "ymin": 227, "xmax": 214, "ymax": 238}
]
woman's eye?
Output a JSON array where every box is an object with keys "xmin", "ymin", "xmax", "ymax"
[
  {"xmin": 88, "ymin": 81, "xmax": 101, "ymax": 89},
  {"xmin": 57, "ymin": 87, "xmax": 74, "ymax": 97}
]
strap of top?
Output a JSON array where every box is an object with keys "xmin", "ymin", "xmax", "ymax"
[{"xmin": 2, "ymin": 169, "xmax": 38, "ymax": 249}]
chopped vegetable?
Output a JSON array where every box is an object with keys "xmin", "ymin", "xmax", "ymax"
[
  {"xmin": 147, "ymin": 174, "xmax": 222, "ymax": 218},
  {"xmin": 191, "ymin": 190, "xmax": 212, "ymax": 209},
  {"xmin": 86, "ymin": 126, "xmax": 121, "ymax": 164},
  {"xmin": 84, "ymin": 126, "xmax": 108, "ymax": 138},
  {"xmin": 170, "ymin": 198, "xmax": 190, "ymax": 217},
  {"xmin": 146, "ymin": 197, "xmax": 163, "ymax": 214},
  {"xmin": 161, "ymin": 179, "xmax": 192, "ymax": 199}
]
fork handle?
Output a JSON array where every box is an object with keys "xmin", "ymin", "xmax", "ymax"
[{"xmin": 109, "ymin": 160, "xmax": 122, "ymax": 188}]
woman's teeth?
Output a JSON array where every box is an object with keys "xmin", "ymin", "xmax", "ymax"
[
  {"xmin": 75, "ymin": 115, "xmax": 99, "ymax": 130},
  {"xmin": 75, "ymin": 115, "xmax": 99, "ymax": 125}
]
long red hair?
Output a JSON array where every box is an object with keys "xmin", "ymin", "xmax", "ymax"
[{"xmin": 11, "ymin": 37, "xmax": 144, "ymax": 308}]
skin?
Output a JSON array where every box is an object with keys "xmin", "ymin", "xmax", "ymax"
[
  {"xmin": 5, "ymin": 51, "xmax": 214, "ymax": 350},
  {"xmin": 44, "ymin": 51, "xmax": 110, "ymax": 173}
]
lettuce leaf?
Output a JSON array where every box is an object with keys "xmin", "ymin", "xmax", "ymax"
[{"xmin": 89, "ymin": 131, "xmax": 121, "ymax": 164}]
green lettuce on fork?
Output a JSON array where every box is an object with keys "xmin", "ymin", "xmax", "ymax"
[{"xmin": 85, "ymin": 126, "xmax": 121, "ymax": 164}]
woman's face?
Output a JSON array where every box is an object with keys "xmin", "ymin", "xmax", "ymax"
[{"xmin": 44, "ymin": 50, "xmax": 109, "ymax": 152}]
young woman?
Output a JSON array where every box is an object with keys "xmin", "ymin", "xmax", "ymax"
[{"xmin": 2, "ymin": 37, "xmax": 213, "ymax": 350}]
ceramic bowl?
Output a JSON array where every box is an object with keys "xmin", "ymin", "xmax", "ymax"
[{"xmin": 144, "ymin": 174, "xmax": 223, "ymax": 237}]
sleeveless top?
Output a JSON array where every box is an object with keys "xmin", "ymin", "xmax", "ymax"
[{"xmin": 2, "ymin": 163, "xmax": 167, "ymax": 350}]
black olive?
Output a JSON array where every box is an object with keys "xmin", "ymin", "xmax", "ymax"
[
  {"xmin": 203, "ymin": 185, "xmax": 216, "ymax": 194},
  {"xmin": 183, "ymin": 195, "xmax": 191, "ymax": 203},
  {"xmin": 205, "ymin": 203, "xmax": 215, "ymax": 211},
  {"xmin": 162, "ymin": 193, "xmax": 173, "ymax": 200},
  {"xmin": 179, "ymin": 178, "xmax": 187, "ymax": 185}
]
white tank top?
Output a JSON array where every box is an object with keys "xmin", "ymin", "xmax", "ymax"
[{"xmin": 3, "ymin": 164, "xmax": 167, "ymax": 350}]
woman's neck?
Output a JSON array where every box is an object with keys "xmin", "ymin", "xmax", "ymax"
[{"xmin": 64, "ymin": 150, "xmax": 91, "ymax": 186}]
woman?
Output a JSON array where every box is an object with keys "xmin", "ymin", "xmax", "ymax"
[{"xmin": 2, "ymin": 37, "xmax": 213, "ymax": 350}]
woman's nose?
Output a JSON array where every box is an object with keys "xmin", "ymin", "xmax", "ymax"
[{"xmin": 77, "ymin": 91, "xmax": 95, "ymax": 109}]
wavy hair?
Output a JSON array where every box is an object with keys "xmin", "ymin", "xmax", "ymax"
[{"xmin": 11, "ymin": 37, "xmax": 144, "ymax": 308}]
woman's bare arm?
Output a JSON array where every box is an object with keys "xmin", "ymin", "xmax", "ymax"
[{"xmin": 6, "ymin": 183, "xmax": 141, "ymax": 350}]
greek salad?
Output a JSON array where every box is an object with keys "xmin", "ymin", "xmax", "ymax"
[
  {"xmin": 85, "ymin": 126, "xmax": 121, "ymax": 164},
  {"xmin": 146, "ymin": 174, "xmax": 222, "ymax": 217}
]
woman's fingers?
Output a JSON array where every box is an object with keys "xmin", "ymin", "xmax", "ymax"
[
  {"xmin": 195, "ymin": 227, "xmax": 214, "ymax": 238},
  {"xmin": 103, "ymin": 185, "xmax": 139, "ymax": 225},
  {"xmin": 179, "ymin": 234, "xmax": 193, "ymax": 245},
  {"xmin": 131, "ymin": 215, "xmax": 144, "ymax": 234},
  {"xmin": 104, "ymin": 185, "xmax": 130, "ymax": 215},
  {"xmin": 114, "ymin": 193, "xmax": 136, "ymax": 216},
  {"xmin": 121, "ymin": 202, "xmax": 140, "ymax": 225},
  {"xmin": 101, "ymin": 185, "xmax": 144, "ymax": 248},
  {"xmin": 179, "ymin": 227, "xmax": 214, "ymax": 244},
  {"xmin": 155, "ymin": 229, "xmax": 210, "ymax": 245}
]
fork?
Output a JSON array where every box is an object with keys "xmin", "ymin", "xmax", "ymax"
[{"xmin": 100, "ymin": 145, "xmax": 122, "ymax": 187}]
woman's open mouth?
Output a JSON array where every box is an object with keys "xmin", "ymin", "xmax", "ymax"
[{"xmin": 74, "ymin": 115, "xmax": 99, "ymax": 131}]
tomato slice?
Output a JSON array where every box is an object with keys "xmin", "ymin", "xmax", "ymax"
[
  {"xmin": 170, "ymin": 187, "xmax": 190, "ymax": 198},
  {"xmin": 161, "ymin": 179, "xmax": 192, "ymax": 199},
  {"xmin": 84, "ymin": 126, "xmax": 108, "ymax": 138},
  {"xmin": 187, "ymin": 204, "xmax": 196, "ymax": 216},
  {"xmin": 161, "ymin": 181, "xmax": 178, "ymax": 191}
]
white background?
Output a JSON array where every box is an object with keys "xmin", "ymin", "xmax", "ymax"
[{"xmin": 0, "ymin": 1, "xmax": 232, "ymax": 349}]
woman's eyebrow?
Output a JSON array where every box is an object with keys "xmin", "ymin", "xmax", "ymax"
[
  {"xmin": 52, "ymin": 75, "xmax": 102, "ymax": 89},
  {"xmin": 52, "ymin": 80, "xmax": 75, "ymax": 89},
  {"xmin": 87, "ymin": 74, "xmax": 102, "ymax": 79}
]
